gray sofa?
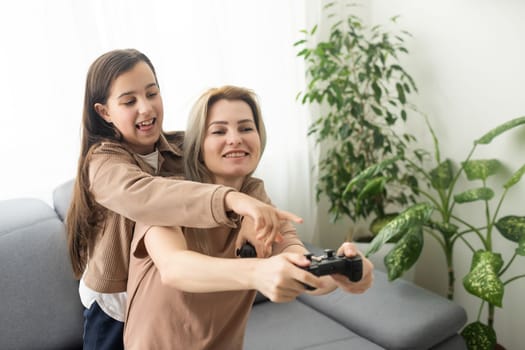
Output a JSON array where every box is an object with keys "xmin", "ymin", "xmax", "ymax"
[{"xmin": 0, "ymin": 180, "xmax": 468, "ymax": 350}]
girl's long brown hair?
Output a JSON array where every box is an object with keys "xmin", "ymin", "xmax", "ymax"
[{"xmin": 66, "ymin": 49, "xmax": 158, "ymax": 278}]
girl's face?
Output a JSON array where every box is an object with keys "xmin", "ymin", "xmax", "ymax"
[
  {"xmin": 95, "ymin": 61, "xmax": 163, "ymax": 154},
  {"xmin": 202, "ymin": 99, "xmax": 261, "ymax": 189}
]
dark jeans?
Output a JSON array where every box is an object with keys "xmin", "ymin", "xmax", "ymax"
[{"xmin": 83, "ymin": 301, "xmax": 124, "ymax": 350}]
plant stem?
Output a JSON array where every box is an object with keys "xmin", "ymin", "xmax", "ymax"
[
  {"xmin": 476, "ymin": 300, "xmax": 485, "ymax": 321},
  {"xmin": 503, "ymin": 274, "xmax": 525, "ymax": 285},
  {"xmin": 424, "ymin": 228, "xmax": 445, "ymax": 250},
  {"xmin": 499, "ymin": 252, "xmax": 517, "ymax": 277},
  {"xmin": 488, "ymin": 303, "xmax": 495, "ymax": 329},
  {"xmin": 445, "ymin": 238, "xmax": 455, "ymax": 299},
  {"xmin": 451, "ymin": 214, "xmax": 487, "ymax": 247},
  {"xmin": 455, "ymin": 234, "xmax": 476, "ymax": 253}
]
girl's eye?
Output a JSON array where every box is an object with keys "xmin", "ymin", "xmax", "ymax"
[
  {"xmin": 147, "ymin": 91, "xmax": 159, "ymax": 98},
  {"xmin": 240, "ymin": 126, "xmax": 254, "ymax": 132},
  {"xmin": 211, "ymin": 130, "xmax": 225, "ymax": 135},
  {"xmin": 123, "ymin": 99, "xmax": 136, "ymax": 106}
]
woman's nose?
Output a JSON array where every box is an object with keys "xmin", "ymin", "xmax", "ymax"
[{"xmin": 227, "ymin": 132, "xmax": 242, "ymax": 145}]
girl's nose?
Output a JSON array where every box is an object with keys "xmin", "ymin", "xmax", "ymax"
[{"xmin": 138, "ymin": 98, "xmax": 153, "ymax": 115}]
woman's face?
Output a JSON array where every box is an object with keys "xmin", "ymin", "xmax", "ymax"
[
  {"xmin": 202, "ymin": 99, "xmax": 261, "ymax": 189},
  {"xmin": 95, "ymin": 61, "xmax": 163, "ymax": 154}
]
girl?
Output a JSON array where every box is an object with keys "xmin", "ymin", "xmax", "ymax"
[
  {"xmin": 67, "ymin": 50, "xmax": 301, "ymax": 350},
  {"xmin": 124, "ymin": 85, "xmax": 374, "ymax": 349}
]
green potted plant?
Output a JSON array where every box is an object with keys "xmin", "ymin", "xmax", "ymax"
[
  {"xmin": 294, "ymin": 2, "xmax": 425, "ymax": 241},
  {"xmin": 356, "ymin": 116, "xmax": 525, "ymax": 349}
]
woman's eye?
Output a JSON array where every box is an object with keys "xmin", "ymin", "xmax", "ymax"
[
  {"xmin": 123, "ymin": 99, "xmax": 135, "ymax": 106},
  {"xmin": 211, "ymin": 129, "xmax": 225, "ymax": 135},
  {"xmin": 147, "ymin": 91, "xmax": 159, "ymax": 98},
  {"xmin": 241, "ymin": 127, "xmax": 254, "ymax": 132}
]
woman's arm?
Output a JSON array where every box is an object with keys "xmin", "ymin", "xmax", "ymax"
[{"xmin": 141, "ymin": 224, "xmax": 321, "ymax": 303}]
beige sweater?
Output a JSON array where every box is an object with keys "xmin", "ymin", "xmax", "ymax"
[{"xmin": 124, "ymin": 177, "xmax": 304, "ymax": 349}]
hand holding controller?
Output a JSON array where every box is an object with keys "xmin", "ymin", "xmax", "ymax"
[{"xmin": 301, "ymin": 249, "xmax": 363, "ymax": 290}]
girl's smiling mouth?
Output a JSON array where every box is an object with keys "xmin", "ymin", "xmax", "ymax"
[{"xmin": 136, "ymin": 117, "xmax": 156, "ymax": 130}]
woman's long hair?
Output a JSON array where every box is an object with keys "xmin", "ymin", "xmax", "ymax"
[
  {"xmin": 66, "ymin": 49, "xmax": 158, "ymax": 278},
  {"xmin": 184, "ymin": 85, "xmax": 267, "ymax": 184}
]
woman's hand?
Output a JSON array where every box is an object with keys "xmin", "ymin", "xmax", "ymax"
[
  {"xmin": 251, "ymin": 253, "xmax": 322, "ymax": 303},
  {"xmin": 225, "ymin": 191, "xmax": 303, "ymax": 252},
  {"xmin": 330, "ymin": 242, "xmax": 374, "ymax": 294}
]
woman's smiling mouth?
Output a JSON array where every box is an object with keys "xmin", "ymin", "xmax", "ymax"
[{"xmin": 223, "ymin": 151, "xmax": 248, "ymax": 158}]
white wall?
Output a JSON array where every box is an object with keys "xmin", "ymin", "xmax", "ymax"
[
  {"xmin": 316, "ymin": 1, "xmax": 525, "ymax": 348},
  {"xmin": 0, "ymin": 0, "xmax": 318, "ymax": 240}
]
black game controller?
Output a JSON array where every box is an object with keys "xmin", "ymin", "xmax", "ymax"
[
  {"xmin": 302, "ymin": 249, "xmax": 363, "ymax": 290},
  {"xmin": 236, "ymin": 241, "xmax": 257, "ymax": 258}
]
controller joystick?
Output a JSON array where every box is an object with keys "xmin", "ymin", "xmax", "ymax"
[
  {"xmin": 301, "ymin": 249, "xmax": 363, "ymax": 290},
  {"xmin": 236, "ymin": 241, "xmax": 257, "ymax": 258}
]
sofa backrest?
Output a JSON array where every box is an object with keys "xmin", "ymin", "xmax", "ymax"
[
  {"xmin": 53, "ymin": 179, "xmax": 74, "ymax": 222},
  {"xmin": 0, "ymin": 198, "xmax": 83, "ymax": 350}
]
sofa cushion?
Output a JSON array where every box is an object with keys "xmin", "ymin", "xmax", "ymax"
[
  {"xmin": 298, "ymin": 271, "xmax": 467, "ymax": 350},
  {"xmin": 0, "ymin": 199, "xmax": 83, "ymax": 350},
  {"xmin": 245, "ymin": 300, "xmax": 383, "ymax": 350}
]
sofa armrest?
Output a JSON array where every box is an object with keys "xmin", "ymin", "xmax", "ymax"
[{"xmin": 297, "ymin": 268, "xmax": 467, "ymax": 350}]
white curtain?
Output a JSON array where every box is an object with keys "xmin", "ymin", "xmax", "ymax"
[{"xmin": 0, "ymin": 0, "xmax": 321, "ymax": 241}]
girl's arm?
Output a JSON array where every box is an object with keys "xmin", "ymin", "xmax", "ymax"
[{"xmin": 88, "ymin": 143, "xmax": 302, "ymax": 243}]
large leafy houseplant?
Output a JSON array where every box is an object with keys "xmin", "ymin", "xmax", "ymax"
[
  {"xmin": 356, "ymin": 116, "xmax": 525, "ymax": 349},
  {"xmin": 294, "ymin": 2, "xmax": 424, "ymax": 237}
]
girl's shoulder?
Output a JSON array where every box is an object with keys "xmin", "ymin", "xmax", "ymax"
[
  {"xmin": 160, "ymin": 131, "xmax": 184, "ymax": 153},
  {"xmin": 89, "ymin": 140, "xmax": 134, "ymax": 157}
]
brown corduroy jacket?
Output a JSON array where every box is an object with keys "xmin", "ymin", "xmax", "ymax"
[{"xmin": 84, "ymin": 132, "xmax": 236, "ymax": 293}]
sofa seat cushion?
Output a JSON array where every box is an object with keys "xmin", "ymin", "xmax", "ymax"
[
  {"xmin": 245, "ymin": 299, "xmax": 383, "ymax": 350},
  {"xmin": 298, "ymin": 271, "xmax": 467, "ymax": 350}
]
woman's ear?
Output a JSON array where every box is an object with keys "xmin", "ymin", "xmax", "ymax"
[{"xmin": 94, "ymin": 103, "xmax": 111, "ymax": 123}]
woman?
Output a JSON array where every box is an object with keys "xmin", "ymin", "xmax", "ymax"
[{"xmin": 124, "ymin": 85, "xmax": 374, "ymax": 349}]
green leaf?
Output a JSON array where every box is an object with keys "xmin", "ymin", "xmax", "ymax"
[
  {"xmin": 370, "ymin": 213, "xmax": 399, "ymax": 236},
  {"xmin": 429, "ymin": 159, "xmax": 454, "ymax": 190},
  {"xmin": 504, "ymin": 163, "xmax": 525, "ymax": 189},
  {"xmin": 495, "ymin": 216, "xmax": 525, "ymax": 243},
  {"xmin": 357, "ymin": 176, "xmax": 386, "ymax": 201},
  {"xmin": 396, "ymin": 82, "xmax": 406, "ymax": 104},
  {"xmin": 343, "ymin": 157, "xmax": 399, "ymax": 195},
  {"xmin": 366, "ymin": 203, "xmax": 433, "ymax": 256},
  {"xmin": 454, "ymin": 187, "xmax": 494, "ymax": 204},
  {"xmin": 462, "ymin": 159, "xmax": 501, "ymax": 181},
  {"xmin": 461, "ymin": 321, "xmax": 497, "ymax": 350},
  {"xmin": 463, "ymin": 250, "xmax": 504, "ymax": 307},
  {"xmin": 371, "ymin": 81, "xmax": 382, "ymax": 102},
  {"xmin": 429, "ymin": 221, "xmax": 459, "ymax": 238},
  {"xmin": 475, "ymin": 116, "xmax": 525, "ymax": 145},
  {"xmin": 384, "ymin": 226, "xmax": 423, "ymax": 280},
  {"xmin": 293, "ymin": 39, "xmax": 307, "ymax": 47}
]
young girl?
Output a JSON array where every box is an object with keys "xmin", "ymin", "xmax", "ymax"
[
  {"xmin": 67, "ymin": 50, "xmax": 302, "ymax": 350},
  {"xmin": 124, "ymin": 85, "xmax": 374, "ymax": 349}
]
